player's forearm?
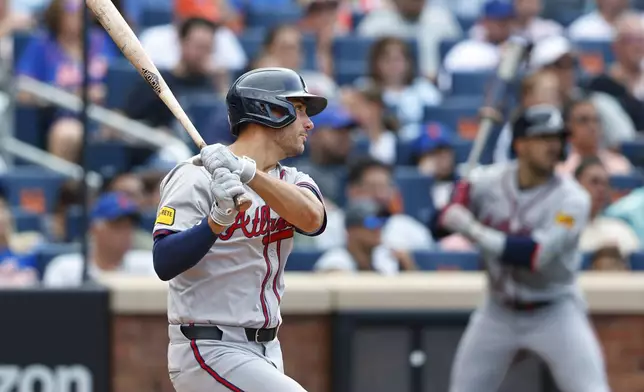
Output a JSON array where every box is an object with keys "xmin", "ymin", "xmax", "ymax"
[
  {"xmin": 248, "ymin": 171, "xmax": 325, "ymax": 233},
  {"xmin": 470, "ymin": 223, "xmax": 547, "ymax": 272},
  {"xmin": 152, "ymin": 217, "xmax": 218, "ymax": 281}
]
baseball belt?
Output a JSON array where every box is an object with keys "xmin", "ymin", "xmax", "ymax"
[{"xmin": 180, "ymin": 324, "xmax": 279, "ymax": 343}]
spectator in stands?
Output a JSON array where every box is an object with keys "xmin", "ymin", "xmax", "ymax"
[
  {"xmin": 567, "ymin": 0, "xmax": 630, "ymax": 41},
  {"xmin": 124, "ymin": 17, "xmax": 229, "ymax": 141},
  {"xmin": 443, "ymin": 0, "xmax": 514, "ymax": 73},
  {"xmin": 342, "ymin": 84, "xmax": 397, "ymax": 165},
  {"xmin": 43, "ymin": 192, "xmax": 155, "ymax": 287},
  {"xmin": 252, "ymin": 24, "xmax": 339, "ymax": 99},
  {"xmin": 139, "ymin": 0, "xmax": 247, "ymax": 73},
  {"xmin": 511, "ymin": 0, "xmax": 563, "ymax": 41},
  {"xmin": 575, "ymin": 157, "xmax": 640, "ymax": 267},
  {"xmin": 356, "ymin": 0, "xmax": 463, "ymax": 79},
  {"xmin": 589, "ymin": 247, "xmax": 631, "ymax": 270},
  {"xmin": 16, "ymin": 0, "xmax": 117, "ymax": 163},
  {"xmin": 604, "ymin": 184, "xmax": 644, "ymax": 246},
  {"xmin": 557, "ymin": 97, "xmax": 633, "ymax": 176},
  {"xmin": 42, "ymin": 180, "xmax": 83, "ymax": 243},
  {"xmin": 587, "ymin": 12, "xmax": 644, "ymax": 131},
  {"xmin": 494, "ymin": 69, "xmax": 563, "ymax": 162},
  {"xmin": 298, "ymin": 0, "xmax": 344, "ymax": 76},
  {"xmin": 0, "ymin": 194, "xmax": 39, "ymax": 288},
  {"xmin": 314, "ymin": 156, "xmax": 435, "ymax": 251},
  {"xmin": 354, "ymin": 37, "xmax": 442, "ymax": 139},
  {"xmin": 295, "ymin": 103, "xmax": 356, "ymax": 206},
  {"xmin": 526, "ymin": 35, "xmax": 636, "ymax": 148},
  {"xmin": 413, "ymin": 122, "xmax": 457, "ymax": 210},
  {"xmin": 0, "ymin": 0, "xmax": 37, "ymax": 88},
  {"xmin": 102, "ymin": 172, "xmax": 154, "ymax": 251},
  {"xmin": 314, "ymin": 199, "xmax": 416, "ymax": 273}
]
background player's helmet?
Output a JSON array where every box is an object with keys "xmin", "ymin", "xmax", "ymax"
[
  {"xmin": 226, "ymin": 67, "xmax": 328, "ymax": 137},
  {"xmin": 510, "ymin": 104, "xmax": 568, "ymax": 160}
]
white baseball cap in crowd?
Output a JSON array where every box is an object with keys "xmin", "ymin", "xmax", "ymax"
[{"xmin": 528, "ymin": 35, "xmax": 576, "ymax": 70}]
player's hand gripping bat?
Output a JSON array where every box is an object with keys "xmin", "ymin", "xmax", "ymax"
[
  {"xmin": 461, "ymin": 36, "xmax": 532, "ymax": 179},
  {"xmin": 86, "ymin": 0, "xmax": 252, "ymax": 212}
]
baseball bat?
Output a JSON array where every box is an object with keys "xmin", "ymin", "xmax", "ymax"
[
  {"xmin": 461, "ymin": 36, "xmax": 532, "ymax": 179},
  {"xmin": 86, "ymin": 0, "xmax": 252, "ymax": 212}
]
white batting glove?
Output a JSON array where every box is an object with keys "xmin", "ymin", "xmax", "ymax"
[
  {"xmin": 194, "ymin": 143, "xmax": 256, "ymax": 184},
  {"xmin": 209, "ymin": 168, "xmax": 245, "ymax": 227},
  {"xmin": 439, "ymin": 204, "xmax": 479, "ymax": 238}
]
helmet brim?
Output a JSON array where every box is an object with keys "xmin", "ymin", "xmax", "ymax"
[{"xmin": 283, "ymin": 92, "xmax": 328, "ymax": 117}]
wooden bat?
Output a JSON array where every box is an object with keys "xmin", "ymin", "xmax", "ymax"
[
  {"xmin": 462, "ymin": 36, "xmax": 532, "ymax": 179},
  {"xmin": 86, "ymin": 0, "xmax": 252, "ymax": 212}
]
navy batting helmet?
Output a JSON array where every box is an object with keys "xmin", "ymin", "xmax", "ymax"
[
  {"xmin": 226, "ymin": 67, "xmax": 328, "ymax": 137},
  {"xmin": 511, "ymin": 104, "xmax": 568, "ymax": 160}
]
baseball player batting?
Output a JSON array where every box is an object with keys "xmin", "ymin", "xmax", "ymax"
[
  {"xmin": 151, "ymin": 67, "xmax": 328, "ymax": 392},
  {"xmin": 435, "ymin": 104, "xmax": 610, "ymax": 392}
]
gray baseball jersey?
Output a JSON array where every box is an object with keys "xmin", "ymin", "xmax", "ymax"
[
  {"xmin": 448, "ymin": 161, "xmax": 610, "ymax": 392},
  {"xmin": 466, "ymin": 161, "xmax": 590, "ymax": 303},
  {"xmin": 154, "ymin": 160, "xmax": 324, "ymax": 328}
]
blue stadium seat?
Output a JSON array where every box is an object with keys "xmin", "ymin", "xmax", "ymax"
[
  {"xmin": 631, "ymin": 252, "xmax": 644, "ymax": 270},
  {"xmin": 245, "ymin": 9, "xmax": 303, "ymax": 30},
  {"xmin": 394, "ymin": 167, "xmax": 434, "ymax": 223},
  {"xmin": 34, "ymin": 243, "xmax": 80, "ymax": 279},
  {"xmin": 84, "ymin": 142, "xmax": 131, "ymax": 176},
  {"xmin": 0, "ymin": 167, "xmax": 66, "ymax": 213},
  {"xmin": 423, "ymin": 99, "xmax": 480, "ymax": 133},
  {"xmin": 573, "ymin": 40, "xmax": 614, "ymax": 65},
  {"xmin": 14, "ymin": 105, "xmax": 44, "ymax": 149},
  {"xmin": 581, "ymin": 253, "xmax": 593, "ymax": 270},
  {"xmin": 139, "ymin": 7, "xmax": 172, "ymax": 29},
  {"xmin": 334, "ymin": 61, "xmax": 366, "ymax": 85},
  {"xmin": 413, "ymin": 250, "xmax": 481, "ymax": 271},
  {"xmin": 610, "ymin": 174, "xmax": 644, "ymax": 193},
  {"xmin": 621, "ymin": 140, "xmax": 644, "ymax": 168},
  {"xmin": 457, "ymin": 17, "xmax": 477, "ymax": 32},
  {"xmin": 395, "ymin": 139, "xmax": 472, "ymax": 166},
  {"xmin": 450, "ymin": 71, "xmax": 493, "ymax": 97},
  {"xmin": 106, "ymin": 61, "xmax": 140, "ymax": 109},
  {"xmin": 11, "ymin": 209, "xmax": 42, "ymax": 232},
  {"xmin": 285, "ymin": 249, "xmax": 323, "ymax": 271}
]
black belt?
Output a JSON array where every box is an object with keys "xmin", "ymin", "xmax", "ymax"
[
  {"xmin": 504, "ymin": 300, "xmax": 553, "ymax": 311},
  {"xmin": 180, "ymin": 325, "xmax": 279, "ymax": 343}
]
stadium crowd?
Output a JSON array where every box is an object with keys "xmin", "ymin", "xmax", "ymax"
[{"xmin": 0, "ymin": 0, "xmax": 644, "ymax": 288}]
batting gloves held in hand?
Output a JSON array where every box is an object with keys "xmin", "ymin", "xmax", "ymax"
[
  {"xmin": 195, "ymin": 143, "xmax": 256, "ymax": 184},
  {"xmin": 439, "ymin": 204, "xmax": 481, "ymax": 239},
  {"xmin": 209, "ymin": 168, "xmax": 245, "ymax": 227}
]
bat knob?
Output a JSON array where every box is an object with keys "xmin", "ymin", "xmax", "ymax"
[{"xmin": 233, "ymin": 194, "xmax": 252, "ymax": 212}]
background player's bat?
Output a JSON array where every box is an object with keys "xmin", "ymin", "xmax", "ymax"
[
  {"xmin": 461, "ymin": 36, "xmax": 532, "ymax": 178},
  {"xmin": 86, "ymin": 0, "xmax": 252, "ymax": 212}
]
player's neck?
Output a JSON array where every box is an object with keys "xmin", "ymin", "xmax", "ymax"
[
  {"xmin": 517, "ymin": 162, "xmax": 551, "ymax": 190},
  {"xmin": 230, "ymin": 133, "xmax": 282, "ymax": 172}
]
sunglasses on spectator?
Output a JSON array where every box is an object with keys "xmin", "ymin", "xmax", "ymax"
[{"xmin": 586, "ymin": 175, "xmax": 609, "ymax": 187}]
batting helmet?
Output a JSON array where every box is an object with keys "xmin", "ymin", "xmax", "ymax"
[
  {"xmin": 226, "ymin": 67, "xmax": 328, "ymax": 137},
  {"xmin": 511, "ymin": 104, "xmax": 568, "ymax": 160}
]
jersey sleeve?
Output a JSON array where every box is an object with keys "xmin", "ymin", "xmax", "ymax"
[
  {"xmin": 292, "ymin": 169, "xmax": 327, "ymax": 237},
  {"xmin": 153, "ymin": 163, "xmax": 212, "ymax": 238}
]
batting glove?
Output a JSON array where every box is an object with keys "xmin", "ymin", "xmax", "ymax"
[
  {"xmin": 194, "ymin": 143, "xmax": 256, "ymax": 184},
  {"xmin": 439, "ymin": 204, "xmax": 478, "ymax": 238},
  {"xmin": 209, "ymin": 168, "xmax": 246, "ymax": 227}
]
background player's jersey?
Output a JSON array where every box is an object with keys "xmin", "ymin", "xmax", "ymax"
[
  {"xmin": 153, "ymin": 159, "xmax": 325, "ymax": 329},
  {"xmin": 465, "ymin": 161, "xmax": 591, "ymax": 303}
]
